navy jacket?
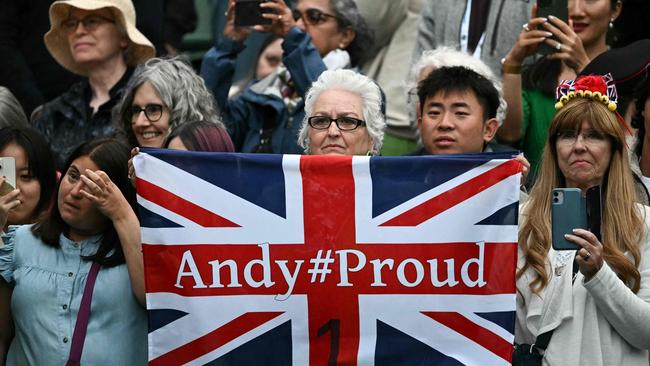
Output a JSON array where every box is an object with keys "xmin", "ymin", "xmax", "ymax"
[{"xmin": 201, "ymin": 28, "xmax": 327, "ymax": 154}]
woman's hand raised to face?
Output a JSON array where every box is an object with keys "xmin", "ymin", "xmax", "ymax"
[
  {"xmin": 79, "ymin": 169, "xmax": 132, "ymax": 224},
  {"xmin": 0, "ymin": 177, "xmax": 20, "ymax": 229},
  {"xmin": 254, "ymin": 0, "xmax": 296, "ymax": 38}
]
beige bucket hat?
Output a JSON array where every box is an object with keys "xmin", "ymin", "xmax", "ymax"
[{"xmin": 44, "ymin": 0, "xmax": 155, "ymax": 76}]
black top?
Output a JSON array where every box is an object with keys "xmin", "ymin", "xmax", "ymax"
[
  {"xmin": 31, "ymin": 68, "xmax": 134, "ymax": 169},
  {"xmin": 0, "ymin": 0, "xmax": 165, "ymax": 116}
]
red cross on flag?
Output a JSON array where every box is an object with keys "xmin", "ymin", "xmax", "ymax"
[{"xmin": 135, "ymin": 150, "xmax": 521, "ymax": 365}]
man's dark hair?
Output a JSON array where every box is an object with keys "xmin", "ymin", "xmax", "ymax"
[{"xmin": 418, "ymin": 66, "xmax": 500, "ymax": 121}]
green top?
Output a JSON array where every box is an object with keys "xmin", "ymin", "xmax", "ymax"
[{"xmin": 521, "ymin": 88, "xmax": 556, "ymax": 177}]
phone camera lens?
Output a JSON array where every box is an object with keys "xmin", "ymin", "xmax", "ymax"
[{"xmin": 553, "ymin": 197, "xmax": 559, "ymax": 203}]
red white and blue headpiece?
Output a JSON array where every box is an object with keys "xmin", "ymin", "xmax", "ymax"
[
  {"xmin": 555, "ymin": 73, "xmax": 618, "ymax": 112},
  {"xmin": 555, "ymin": 73, "xmax": 631, "ymax": 134}
]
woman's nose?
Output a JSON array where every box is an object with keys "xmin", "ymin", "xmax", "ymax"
[
  {"xmin": 70, "ymin": 181, "xmax": 84, "ymax": 198},
  {"xmin": 133, "ymin": 111, "xmax": 151, "ymax": 126},
  {"xmin": 327, "ymin": 120, "xmax": 342, "ymax": 136},
  {"xmin": 568, "ymin": 0, "xmax": 586, "ymax": 18},
  {"xmin": 295, "ymin": 17, "xmax": 307, "ymax": 31}
]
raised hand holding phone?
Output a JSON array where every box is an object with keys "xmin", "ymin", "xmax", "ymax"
[
  {"xmin": 551, "ymin": 186, "xmax": 604, "ymax": 279},
  {"xmin": 253, "ymin": 0, "xmax": 295, "ymax": 37},
  {"xmin": 0, "ymin": 157, "xmax": 16, "ymax": 196},
  {"xmin": 536, "ymin": 0, "xmax": 569, "ymax": 55},
  {"xmin": 551, "ymin": 188, "xmax": 586, "ymax": 250},
  {"xmin": 0, "ymin": 176, "xmax": 21, "ymax": 230},
  {"xmin": 234, "ymin": 0, "xmax": 273, "ymax": 27},
  {"xmin": 224, "ymin": 0, "xmax": 253, "ymax": 42},
  {"xmin": 537, "ymin": 0, "xmax": 590, "ymax": 72}
]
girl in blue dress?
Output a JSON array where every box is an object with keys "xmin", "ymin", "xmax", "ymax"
[{"xmin": 0, "ymin": 138, "xmax": 146, "ymax": 365}]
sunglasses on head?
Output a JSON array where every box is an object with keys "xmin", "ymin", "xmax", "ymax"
[{"xmin": 292, "ymin": 8, "xmax": 337, "ymax": 25}]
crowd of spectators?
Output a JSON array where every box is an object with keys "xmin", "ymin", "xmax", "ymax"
[{"xmin": 0, "ymin": 0, "xmax": 649, "ymax": 364}]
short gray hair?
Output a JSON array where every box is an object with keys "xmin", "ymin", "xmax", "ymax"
[
  {"xmin": 0, "ymin": 87, "xmax": 28, "ymax": 128},
  {"xmin": 410, "ymin": 47, "xmax": 507, "ymax": 125},
  {"xmin": 299, "ymin": 69, "xmax": 385, "ymax": 155},
  {"xmin": 114, "ymin": 56, "xmax": 222, "ymax": 147}
]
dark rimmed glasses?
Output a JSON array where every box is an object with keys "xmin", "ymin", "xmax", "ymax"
[
  {"xmin": 61, "ymin": 15, "xmax": 116, "ymax": 34},
  {"xmin": 129, "ymin": 104, "xmax": 164, "ymax": 123},
  {"xmin": 556, "ymin": 129, "xmax": 608, "ymax": 146},
  {"xmin": 308, "ymin": 116, "xmax": 366, "ymax": 131},
  {"xmin": 292, "ymin": 8, "xmax": 337, "ymax": 26}
]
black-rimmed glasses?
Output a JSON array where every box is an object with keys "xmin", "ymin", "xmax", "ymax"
[
  {"xmin": 308, "ymin": 116, "xmax": 366, "ymax": 131},
  {"xmin": 61, "ymin": 15, "xmax": 116, "ymax": 33},
  {"xmin": 129, "ymin": 104, "xmax": 164, "ymax": 123},
  {"xmin": 292, "ymin": 8, "xmax": 337, "ymax": 26}
]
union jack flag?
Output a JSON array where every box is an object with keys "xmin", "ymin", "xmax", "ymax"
[{"xmin": 134, "ymin": 150, "xmax": 521, "ymax": 366}]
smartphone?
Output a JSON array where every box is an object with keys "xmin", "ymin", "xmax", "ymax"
[
  {"xmin": 536, "ymin": 0, "xmax": 569, "ymax": 55},
  {"xmin": 234, "ymin": 0, "xmax": 272, "ymax": 27},
  {"xmin": 586, "ymin": 185, "xmax": 602, "ymax": 241},
  {"xmin": 551, "ymin": 188, "xmax": 586, "ymax": 250},
  {"xmin": 0, "ymin": 157, "xmax": 16, "ymax": 196}
]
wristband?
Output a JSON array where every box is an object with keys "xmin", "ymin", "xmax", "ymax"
[{"xmin": 501, "ymin": 58, "xmax": 522, "ymax": 74}]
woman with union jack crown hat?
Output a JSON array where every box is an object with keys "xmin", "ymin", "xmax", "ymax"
[{"xmin": 515, "ymin": 74, "xmax": 650, "ymax": 365}]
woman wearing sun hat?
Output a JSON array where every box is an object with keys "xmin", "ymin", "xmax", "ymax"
[{"xmin": 31, "ymin": 0, "xmax": 155, "ymax": 169}]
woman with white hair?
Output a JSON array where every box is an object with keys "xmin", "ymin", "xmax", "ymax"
[
  {"xmin": 31, "ymin": 0, "xmax": 155, "ymax": 168},
  {"xmin": 114, "ymin": 57, "xmax": 222, "ymax": 149},
  {"xmin": 298, "ymin": 69, "xmax": 385, "ymax": 155}
]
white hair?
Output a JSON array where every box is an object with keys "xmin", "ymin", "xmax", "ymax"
[
  {"xmin": 410, "ymin": 46, "xmax": 507, "ymax": 125},
  {"xmin": 299, "ymin": 69, "xmax": 386, "ymax": 155}
]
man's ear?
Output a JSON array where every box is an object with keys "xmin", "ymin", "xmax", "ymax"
[
  {"xmin": 417, "ymin": 116, "xmax": 423, "ymax": 129},
  {"xmin": 483, "ymin": 118, "xmax": 499, "ymax": 143}
]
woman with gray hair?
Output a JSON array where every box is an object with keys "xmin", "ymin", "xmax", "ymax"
[
  {"xmin": 201, "ymin": 0, "xmax": 373, "ymax": 154},
  {"xmin": 114, "ymin": 57, "xmax": 222, "ymax": 148},
  {"xmin": 299, "ymin": 69, "xmax": 385, "ymax": 155}
]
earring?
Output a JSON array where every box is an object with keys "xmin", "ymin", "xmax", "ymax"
[{"xmin": 609, "ymin": 18, "xmax": 614, "ymax": 29}]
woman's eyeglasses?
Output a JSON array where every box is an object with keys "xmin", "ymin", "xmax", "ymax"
[
  {"xmin": 308, "ymin": 116, "xmax": 366, "ymax": 131},
  {"xmin": 61, "ymin": 15, "xmax": 116, "ymax": 34},
  {"xmin": 292, "ymin": 8, "xmax": 337, "ymax": 26},
  {"xmin": 556, "ymin": 129, "xmax": 608, "ymax": 146},
  {"xmin": 129, "ymin": 104, "xmax": 164, "ymax": 123}
]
